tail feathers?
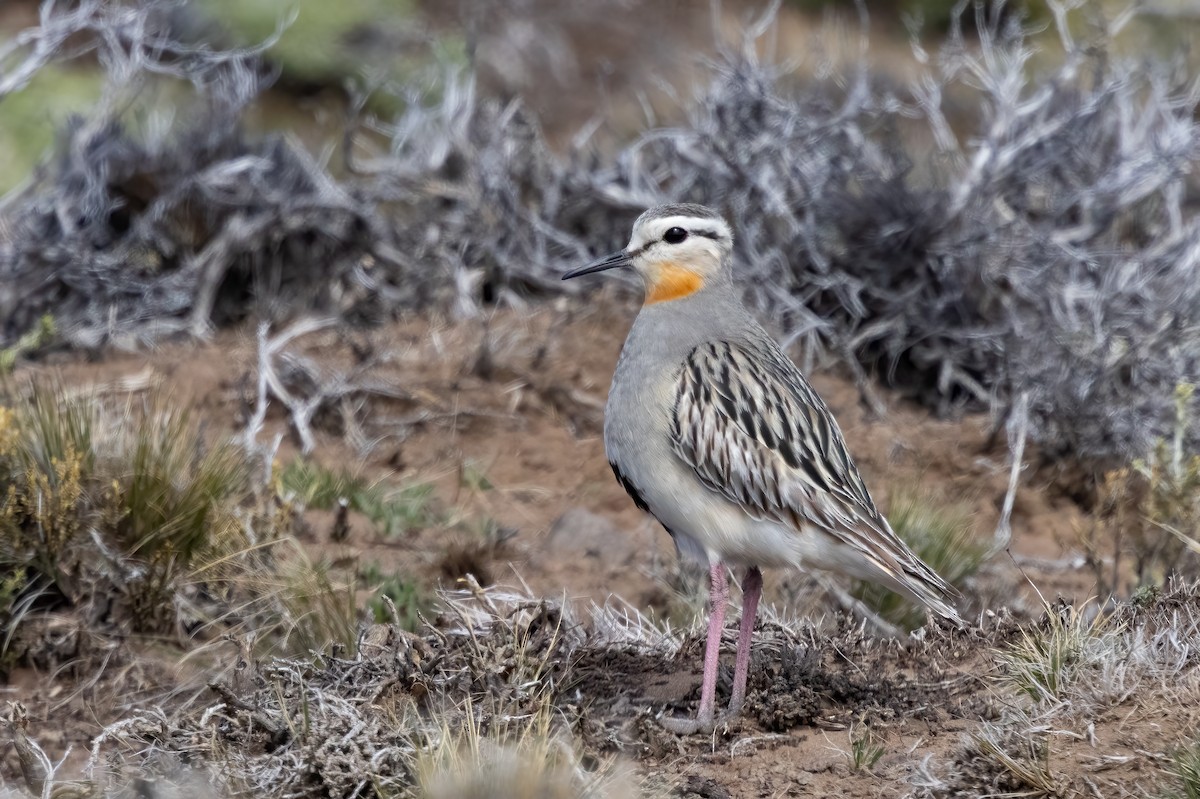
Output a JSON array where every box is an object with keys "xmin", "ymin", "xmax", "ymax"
[
  {"xmin": 897, "ymin": 569, "xmax": 963, "ymax": 625},
  {"xmin": 871, "ymin": 552, "xmax": 964, "ymax": 625},
  {"xmin": 867, "ymin": 520, "xmax": 965, "ymax": 625}
]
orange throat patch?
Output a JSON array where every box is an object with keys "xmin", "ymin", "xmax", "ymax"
[{"xmin": 646, "ymin": 263, "xmax": 704, "ymax": 304}]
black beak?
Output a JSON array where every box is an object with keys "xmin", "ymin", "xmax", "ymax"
[{"xmin": 562, "ymin": 250, "xmax": 632, "ymax": 280}]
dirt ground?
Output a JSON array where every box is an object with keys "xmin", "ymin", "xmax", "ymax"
[
  {"xmin": 14, "ymin": 296, "xmax": 1094, "ymax": 610},
  {"xmin": 2, "ymin": 296, "xmax": 1141, "ymax": 798}
]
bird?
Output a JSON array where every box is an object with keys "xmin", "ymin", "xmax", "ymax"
[{"xmin": 562, "ymin": 203, "xmax": 961, "ymax": 734}]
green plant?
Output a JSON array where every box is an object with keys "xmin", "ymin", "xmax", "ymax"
[
  {"xmin": 356, "ymin": 483, "xmax": 435, "ymax": 538},
  {"xmin": 0, "ymin": 316, "xmax": 55, "ymax": 375},
  {"xmin": 103, "ymin": 401, "xmax": 252, "ymax": 630},
  {"xmin": 0, "ymin": 384, "xmax": 433, "ymax": 668},
  {"xmin": 460, "ymin": 461, "xmax": 493, "ymax": 493},
  {"xmin": 1163, "ymin": 737, "xmax": 1200, "ymax": 799},
  {"xmin": 0, "ymin": 388, "xmax": 261, "ymax": 640},
  {"xmin": 278, "ymin": 458, "xmax": 368, "ymax": 508},
  {"xmin": 362, "ymin": 563, "xmax": 428, "ymax": 630},
  {"xmin": 5, "ymin": 386, "xmax": 96, "ymax": 477},
  {"xmin": 0, "ymin": 569, "xmax": 26, "ymax": 673},
  {"xmin": 0, "ymin": 65, "xmax": 103, "ymax": 193},
  {"xmin": 0, "ymin": 389, "xmax": 97, "ymax": 602},
  {"xmin": 1087, "ymin": 384, "xmax": 1200, "ymax": 597},
  {"xmin": 278, "ymin": 459, "xmax": 434, "ymax": 537},
  {"xmin": 853, "ymin": 487, "xmax": 984, "ymax": 629},
  {"xmin": 997, "ymin": 604, "xmax": 1119, "ymax": 705},
  {"xmin": 846, "ymin": 723, "xmax": 885, "ymax": 773},
  {"xmin": 197, "ymin": 0, "xmax": 418, "ymax": 84}
]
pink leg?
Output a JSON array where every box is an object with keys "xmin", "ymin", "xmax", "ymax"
[
  {"xmin": 696, "ymin": 560, "xmax": 729, "ymax": 726},
  {"xmin": 729, "ymin": 566, "xmax": 762, "ymax": 715},
  {"xmin": 661, "ymin": 560, "xmax": 728, "ymax": 733}
]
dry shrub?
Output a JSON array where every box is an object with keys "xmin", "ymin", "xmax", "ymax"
[
  {"xmin": 3, "ymin": 1, "xmax": 1197, "ymax": 468},
  {"xmin": 625, "ymin": 3, "xmax": 1200, "ymax": 464},
  {"xmin": 1085, "ymin": 384, "xmax": 1200, "ymax": 598}
]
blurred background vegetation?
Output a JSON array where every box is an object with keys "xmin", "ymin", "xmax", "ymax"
[
  {"xmin": 1, "ymin": 0, "xmax": 1199, "ymax": 631},
  {"xmin": 2, "ymin": 0, "xmax": 1195, "ymax": 193}
]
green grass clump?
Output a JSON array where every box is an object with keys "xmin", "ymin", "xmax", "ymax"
[
  {"xmin": 278, "ymin": 457, "xmax": 368, "ymax": 507},
  {"xmin": 996, "ymin": 604, "xmax": 1120, "ymax": 705},
  {"xmin": 362, "ymin": 561, "xmax": 428, "ymax": 631},
  {"xmin": 0, "ymin": 390, "xmax": 254, "ymax": 636},
  {"xmin": 198, "ymin": 0, "xmax": 416, "ymax": 85},
  {"xmin": 853, "ymin": 487, "xmax": 984, "ymax": 629},
  {"xmin": 104, "ymin": 400, "xmax": 252, "ymax": 629},
  {"xmin": 0, "ymin": 384, "xmax": 452, "ymax": 671},
  {"xmin": 1088, "ymin": 384, "xmax": 1200, "ymax": 597},
  {"xmin": 1163, "ymin": 738, "xmax": 1200, "ymax": 799},
  {"xmin": 0, "ymin": 66, "xmax": 104, "ymax": 193},
  {"xmin": 357, "ymin": 483, "xmax": 435, "ymax": 537},
  {"xmin": 846, "ymin": 724, "xmax": 885, "ymax": 773},
  {"xmin": 278, "ymin": 458, "xmax": 434, "ymax": 536}
]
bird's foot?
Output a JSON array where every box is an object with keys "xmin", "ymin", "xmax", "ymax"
[
  {"xmin": 658, "ymin": 707, "xmax": 745, "ymax": 735},
  {"xmin": 657, "ymin": 713, "xmax": 714, "ymax": 735}
]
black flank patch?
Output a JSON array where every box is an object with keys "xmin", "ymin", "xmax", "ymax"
[{"xmin": 610, "ymin": 461, "xmax": 651, "ymax": 513}]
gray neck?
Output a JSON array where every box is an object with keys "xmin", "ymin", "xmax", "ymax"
[{"xmin": 626, "ymin": 278, "xmax": 756, "ymax": 365}]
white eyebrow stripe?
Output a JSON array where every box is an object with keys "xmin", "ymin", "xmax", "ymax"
[{"xmin": 643, "ymin": 215, "xmax": 732, "ymax": 243}]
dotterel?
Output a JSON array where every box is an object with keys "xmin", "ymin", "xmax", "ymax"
[{"xmin": 563, "ymin": 203, "xmax": 960, "ymax": 733}]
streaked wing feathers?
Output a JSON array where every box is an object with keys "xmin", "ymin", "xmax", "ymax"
[{"xmin": 670, "ymin": 339, "xmax": 958, "ymax": 612}]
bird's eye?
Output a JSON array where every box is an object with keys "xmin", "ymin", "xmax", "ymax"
[{"xmin": 663, "ymin": 227, "xmax": 688, "ymax": 244}]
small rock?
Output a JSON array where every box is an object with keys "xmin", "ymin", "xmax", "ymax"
[{"xmin": 545, "ymin": 507, "xmax": 637, "ymax": 564}]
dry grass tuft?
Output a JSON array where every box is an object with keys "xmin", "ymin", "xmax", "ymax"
[
  {"xmin": 84, "ymin": 583, "xmax": 663, "ymax": 798},
  {"xmin": 1087, "ymin": 384, "xmax": 1200, "ymax": 599},
  {"xmin": 919, "ymin": 586, "xmax": 1200, "ymax": 798}
]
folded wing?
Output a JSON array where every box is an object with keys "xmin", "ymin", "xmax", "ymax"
[{"xmin": 670, "ymin": 339, "xmax": 959, "ymax": 619}]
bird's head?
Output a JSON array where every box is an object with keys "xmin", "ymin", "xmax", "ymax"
[{"xmin": 563, "ymin": 203, "xmax": 733, "ymax": 303}]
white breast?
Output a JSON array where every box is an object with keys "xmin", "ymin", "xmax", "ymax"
[{"xmin": 605, "ymin": 345, "xmax": 816, "ymax": 570}]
